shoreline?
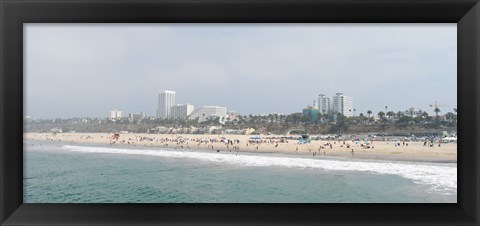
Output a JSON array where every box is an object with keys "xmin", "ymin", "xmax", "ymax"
[{"xmin": 24, "ymin": 132, "xmax": 457, "ymax": 163}]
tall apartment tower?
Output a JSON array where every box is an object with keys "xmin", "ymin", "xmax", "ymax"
[
  {"xmin": 109, "ymin": 109, "xmax": 122, "ymax": 120},
  {"xmin": 317, "ymin": 94, "xmax": 332, "ymax": 114},
  {"xmin": 332, "ymin": 93, "xmax": 354, "ymax": 117},
  {"xmin": 157, "ymin": 90, "xmax": 176, "ymax": 119}
]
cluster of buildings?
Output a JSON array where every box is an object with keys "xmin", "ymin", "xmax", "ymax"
[
  {"xmin": 302, "ymin": 93, "xmax": 435, "ymax": 123},
  {"xmin": 108, "ymin": 90, "xmax": 233, "ymax": 123},
  {"xmin": 110, "ymin": 91, "xmax": 355, "ymax": 124},
  {"xmin": 109, "ymin": 109, "xmax": 146, "ymax": 122},
  {"xmin": 108, "ymin": 90, "xmax": 439, "ymax": 125},
  {"xmin": 302, "ymin": 93, "xmax": 354, "ymax": 123},
  {"xmin": 317, "ymin": 93, "xmax": 354, "ymax": 117},
  {"xmin": 157, "ymin": 90, "xmax": 232, "ymax": 123}
]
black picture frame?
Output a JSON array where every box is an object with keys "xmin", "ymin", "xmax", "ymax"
[{"xmin": 1, "ymin": 0, "xmax": 479, "ymax": 225}]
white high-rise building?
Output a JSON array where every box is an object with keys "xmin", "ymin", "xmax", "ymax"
[
  {"xmin": 157, "ymin": 90, "xmax": 176, "ymax": 119},
  {"xmin": 332, "ymin": 93, "xmax": 354, "ymax": 117},
  {"xmin": 188, "ymin": 106, "xmax": 227, "ymax": 122},
  {"xmin": 109, "ymin": 109, "xmax": 122, "ymax": 120},
  {"xmin": 317, "ymin": 94, "xmax": 332, "ymax": 114},
  {"xmin": 171, "ymin": 104, "xmax": 194, "ymax": 120}
]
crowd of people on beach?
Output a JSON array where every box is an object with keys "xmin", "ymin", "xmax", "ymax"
[
  {"xmin": 101, "ymin": 134, "xmax": 384, "ymax": 156},
  {"xmin": 25, "ymin": 132, "xmax": 456, "ymax": 162}
]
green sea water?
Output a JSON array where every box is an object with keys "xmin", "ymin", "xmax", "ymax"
[{"xmin": 24, "ymin": 141, "xmax": 456, "ymax": 203}]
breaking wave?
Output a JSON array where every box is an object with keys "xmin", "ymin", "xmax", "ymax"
[{"xmin": 59, "ymin": 145, "xmax": 457, "ymax": 195}]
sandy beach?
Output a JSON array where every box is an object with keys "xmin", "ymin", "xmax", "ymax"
[{"xmin": 24, "ymin": 132, "xmax": 457, "ymax": 163}]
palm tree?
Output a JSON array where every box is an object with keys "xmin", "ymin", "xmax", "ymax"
[
  {"xmin": 396, "ymin": 111, "xmax": 403, "ymax": 119},
  {"xmin": 367, "ymin": 110, "xmax": 372, "ymax": 118},
  {"xmin": 321, "ymin": 113, "xmax": 329, "ymax": 124},
  {"xmin": 422, "ymin": 111, "xmax": 430, "ymax": 123},
  {"xmin": 386, "ymin": 111, "xmax": 395, "ymax": 122},
  {"xmin": 434, "ymin": 107, "xmax": 441, "ymax": 122},
  {"xmin": 359, "ymin": 113, "xmax": 365, "ymax": 124},
  {"xmin": 445, "ymin": 112, "xmax": 455, "ymax": 123},
  {"xmin": 378, "ymin": 111, "xmax": 386, "ymax": 123},
  {"xmin": 317, "ymin": 113, "xmax": 322, "ymax": 124}
]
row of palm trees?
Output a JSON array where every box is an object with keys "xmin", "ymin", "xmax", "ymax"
[
  {"xmin": 28, "ymin": 107, "xmax": 457, "ymax": 131},
  {"xmin": 222, "ymin": 108, "xmax": 458, "ymax": 127}
]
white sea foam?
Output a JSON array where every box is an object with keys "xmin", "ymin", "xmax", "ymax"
[{"xmin": 60, "ymin": 145, "xmax": 457, "ymax": 195}]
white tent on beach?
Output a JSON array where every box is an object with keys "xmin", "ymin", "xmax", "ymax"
[{"xmin": 441, "ymin": 137, "xmax": 457, "ymax": 142}]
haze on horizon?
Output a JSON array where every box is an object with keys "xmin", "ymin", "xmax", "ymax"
[{"xmin": 25, "ymin": 23, "xmax": 457, "ymax": 119}]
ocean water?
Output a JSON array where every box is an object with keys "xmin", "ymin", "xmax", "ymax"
[{"xmin": 24, "ymin": 141, "xmax": 457, "ymax": 203}]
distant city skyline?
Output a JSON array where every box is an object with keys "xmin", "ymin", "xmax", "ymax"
[{"xmin": 25, "ymin": 24, "xmax": 457, "ymax": 119}]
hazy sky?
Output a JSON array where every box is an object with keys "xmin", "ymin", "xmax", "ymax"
[{"xmin": 25, "ymin": 24, "xmax": 457, "ymax": 119}]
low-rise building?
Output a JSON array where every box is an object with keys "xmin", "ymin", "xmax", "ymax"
[
  {"xmin": 171, "ymin": 104, "xmax": 194, "ymax": 120},
  {"xmin": 188, "ymin": 106, "xmax": 227, "ymax": 122},
  {"xmin": 50, "ymin": 127, "xmax": 62, "ymax": 133},
  {"xmin": 128, "ymin": 112, "xmax": 146, "ymax": 122},
  {"xmin": 405, "ymin": 107, "xmax": 424, "ymax": 117}
]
